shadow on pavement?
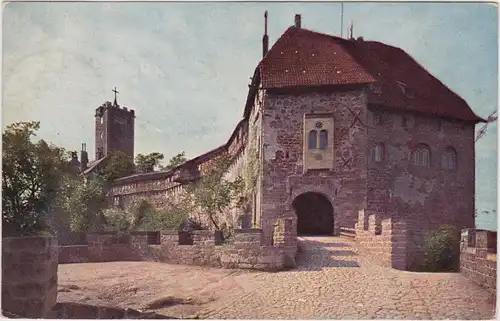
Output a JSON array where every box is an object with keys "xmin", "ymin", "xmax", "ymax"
[{"xmin": 292, "ymin": 237, "xmax": 361, "ymax": 271}]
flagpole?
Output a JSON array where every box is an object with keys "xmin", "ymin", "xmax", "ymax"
[{"xmin": 340, "ymin": 2, "xmax": 344, "ymax": 38}]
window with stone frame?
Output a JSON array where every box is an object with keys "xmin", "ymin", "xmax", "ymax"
[
  {"xmin": 308, "ymin": 130, "xmax": 318, "ymax": 149},
  {"xmin": 319, "ymin": 130, "xmax": 328, "ymax": 149},
  {"xmin": 441, "ymin": 147, "xmax": 457, "ymax": 170},
  {"xmin": 113, "ymin": 196, "xmax": 121, "ymax": 207},
  {"xmin": 412, "ymin": 144, "xmax": 431, "ymax": 167},
  {"xmin": 374, "ymin": 143, "xmax": 385, "ymax": 162}
]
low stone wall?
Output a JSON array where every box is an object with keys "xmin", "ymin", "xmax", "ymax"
[
  {"xmin": 354, "ymin": 210, "xmax": 408, "ymax": 270},
  {"xmin": 59, "ymin": 229, "xmax": 289, "ymax": 271},
  {"xmin": 51, "ymin": 302, "xmax": 177, "ymax": 319},
  {"xmin": 460, "ymin": 229, "xmax": 497, "ymax": 292},
  {"xmin": 59, "ymin": 245, "xmax": 89, "ymax": 263},
  {"xmin": 2, "ymin": 236, "xmax": 58, "ymax": 318}
]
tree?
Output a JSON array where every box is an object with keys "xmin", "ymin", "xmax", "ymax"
[
  {"xmin": 2, "ymin": 121, "xmax": 70, "ymax": 236},
  {"xmin": 162, "ymin": 151, "xmax": 187, "ymax": 171},
  {"xmin": 99, "ymin": 151, "xmax": 135, "ymax": 182},
  {"xmin": 186, "ymin": 154, "xmax": 244, "ymax": 230},
  {"xmin": 139, "ymin": 197, "xmax": 191, "ymax": 231},
  {"xmin": 135, "ymin": 152, "xmax": 165, "ymax": 173},
  {"xmin": 54, "ymin": 176, "xmax": 107, "ymax": 232}
]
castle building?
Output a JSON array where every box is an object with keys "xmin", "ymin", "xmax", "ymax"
[
  {"xmin": 76, "ymin": 94, "xmax": 136, "ymax": 176},
  {"xmin": 107, "ymin": 14, "xmax": 484, "ymax": 266}
]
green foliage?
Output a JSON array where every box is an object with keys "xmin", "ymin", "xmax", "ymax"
[
  {"xmin": 243, "ymin": 147, "xmax": 259, "ymax": 192},
  {"xmin": 102, "ymin": 198, "xmax": 154, "ymax": 233},
  {"xmin": 139, "ymin": 197, "xmax": 191, "ymax": 231},
  {"xmin": 54, "ymin": 176, "xmax": 107, "ymax": 232},
  {"xmin": 162, "ymin": 151, "xmax": 188, "ymax": 171},
  {"xmin": 99, "ymin": 151, "xmax": 135, "ymax": 182},
  {"xmin": 421, "ymin": 225, "xmax": 460, "ymax": 272},
  {"xmin": 2, "ymin": 121, "xmax": 71, "ymax": 236},
  {"xmin": 102, "ymin": 208, "xmax": 132, "ymax": 234},
  {"xmin": 102, "ymin": 197, "xmax": 191, "ymax": 232},
  {"xmin": 129, "ymin": 198, "xmax": 155, "ymax": 229},
  {"xmin": 186, "ymin": 154, "xmax": 244, "ymax": 230},
  {"xmin": 135, "ymin": 152, "xmax": 165, "ymax": 173},
  {"xmin": 239, "ymin": 147, "xmax": 259, "ymax": 208}
]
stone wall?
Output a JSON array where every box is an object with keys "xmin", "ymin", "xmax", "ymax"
[
  {"xmin": 366, "ymin": 108, "xmax": 476, "ymax": 265},
  {"xmin": 2, "ymin": 236, "xmax": 58, "ymax": 318},
  {"xmin": 52, "ymin": 302, "xmax": 175, "ymax": 319},
  {"xmin": 354, "ymin": 210, "xmax": 409, "ymax": 270},
  {"xmin": 109, "ymin": 172, "xmax": 180, "ymax": 210},
  {"xmin": 460, "ymin": 229, "xmax": 497, "ymax": 292},
  {"xmin": 59, "ymin": 229, "xmax": 289, "ymax": 271},
  {"xmin": 108, "ymin": 103, "xmax": 262, "ymax": 234},
  {"xmin": 260, "ymin": 87, "xmax": 369, "ymax": 244}
]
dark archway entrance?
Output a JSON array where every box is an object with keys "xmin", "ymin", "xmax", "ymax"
[{"xmin": 292, "ymin": 192, "xmax": 334, "ymax": 235}]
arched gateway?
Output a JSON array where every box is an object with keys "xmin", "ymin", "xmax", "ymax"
[{"xmin": 292, "ymin": 192, "xmax": 334, "ymax": 235}]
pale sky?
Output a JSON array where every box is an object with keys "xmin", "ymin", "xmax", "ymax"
[{"xmin": 2, "ymin": 2, "xmax": 497, "ymax": 230}]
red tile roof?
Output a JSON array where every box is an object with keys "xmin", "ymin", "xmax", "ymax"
[
  {"xmin": 259, "ymin": 26, "xmax": 484, "ymax": 123},
  {"xmin": 259, "ymin": 27, "xmax": 376, "ymax": 88}
]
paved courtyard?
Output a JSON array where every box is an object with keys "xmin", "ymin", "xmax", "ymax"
[{"xmin": 58, "ymin": 237, "xmax": 496, "ymax": 319}]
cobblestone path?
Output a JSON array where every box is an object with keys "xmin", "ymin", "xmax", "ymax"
[{"xmin": 201, "ymin": 236, "xmax": 496, "ymax": 319}]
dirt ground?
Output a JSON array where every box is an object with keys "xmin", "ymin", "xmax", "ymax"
[{"xmin": 57, "ymin": 261, "xmax": 263, "ymax": 318}]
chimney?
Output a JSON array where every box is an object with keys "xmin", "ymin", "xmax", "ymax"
[
  {"xmin": 262, "ymin": 10, "xmax": 269, "ymax": 58},
  {"xmin": 294, "ymin": 14, "xmax": 301, "ymax": 28},
  {"xmin": 80, "ymin": 143, "xmax": 89, "ymax": 171}
]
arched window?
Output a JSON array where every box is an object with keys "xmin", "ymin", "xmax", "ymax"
[
  {"xmin": 374, "ymin": 143, "xmax": 385, "ymax": 162},
  {"xmin": 308, "ymin": 130, "xmax": 317, "ymax": 150},
  {"xmin": 412, "ymin": 144, "xmax": 430, "ymax": 167},
  {"xmin": 319, "ymin": 130, "xmax": 328, "ymax": 149},
  {"xmin": 442, "ymin": 147, "xmax": 457, "ymax": 170}
]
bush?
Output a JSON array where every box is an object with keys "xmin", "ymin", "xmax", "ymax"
[
  {"xmin": 102, "ymin": 208, "xmax": 132, "ymax": 234},
  {"xmin": 422, "ymin": 225, "xmax": 460, "ymax": 272},
  {"xmin": 139, "ymin": 207, "xmax": 187, "ymax": 231},
  {"xmin": 129, "ymin": 199, "xmax": 155, "ymax": 229},
  {"xmin": 135, "ymin": 198, "xmax": 191, "ymax": 231}
]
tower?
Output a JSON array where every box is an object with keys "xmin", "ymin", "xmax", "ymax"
[{"xmin": 94, "ymin": 88, "xmax": 135, "ymax": 160}]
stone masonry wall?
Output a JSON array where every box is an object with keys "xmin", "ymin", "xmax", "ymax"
[
  {"xmin": 222, "ymin": 92, "xmax": 263, "ymax": 230},
  {"xmin": 460, "ymin": 229, "xmax": 497, "ymax": 293},
  {"xmin": 354, "ymin": 210, "xmax": 408, "ymax": 270},
  {"xmin": 366, "ymin": 108, "xmax": 476, "ymax": 268},
  {"xmin": 109, "ymin": 173, "xmax": 181, "ymax": 210},
  {"xmin": 2, "ymin": 236, "xmax": 58, "ymax": 318},
  {"xmin": 260, "ymin": 87, "xmax": 369, "ymax": 244},
  {"xmin": 59, "ymin": 229, "xmax": 288, "ymax": 271},
  {"xmin": 109, "ymin": 96, "xmax": 262, "ymax": 233},
  {"xmin": 52, "ymin": 302, "xmax": 175, "ymax": 319}
]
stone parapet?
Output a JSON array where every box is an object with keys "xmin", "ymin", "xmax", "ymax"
[
  {"xmin": 51, "ymin": 302, "xmax": 176, "ymax": 319},
  {"xmin": 59, "ymin": 245, "xmax": 89, "ymax": 263},
  {"xmin": 58, "ymin": 230, "xmax": 288, "ymax": 272},
  {"xmin": 192, "ymin": 230, "xmax": 215, "ymax": 246},
  {"xmin": 234, "ymin": 228, "xmax": 263, "ymax": 248},
  {"xmin": 460, "ymin": 228, "xmax": 497, "ymax": 292},
  {"xmin": 2, "ymin": 236, "xmax": 58, "ymax": 318},
  {"xmin": 354, "ymin": 214, "xmax": 410, "ymax": 270}
]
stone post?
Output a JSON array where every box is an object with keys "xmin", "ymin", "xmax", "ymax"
[
  {"xmin": 391, "ymin": 220, "xmax": 408, "ymax": 270},
  {"xmin": 160, "ymin": 230, "xmax": 179, "ymax": 245},
  {"xmin": 2, "ymin": 236, "xmax": 58, "ymax": 318},
  {"xmin": 273, "ymin": 217, "xmax": 297, "ymax": 268},
  {"xmin": 234, "ymin": 228, "xmax": 263, "ymax": 248},
  {"xmin": 475, "ymin": 230, "xmax": 489, "ymax": 260},
  {"xmin": 192, "ymin": 230, "xmax": 215, "ymax": 246}
]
